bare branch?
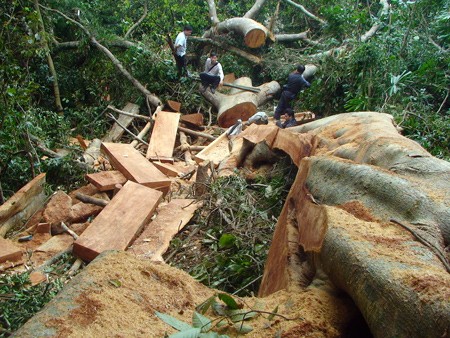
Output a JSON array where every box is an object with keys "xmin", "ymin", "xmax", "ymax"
[
  {"xmin": 41, "ymin": 5, "xmax": 162, "ymax": 108},
  {"xmin": 361, "ymin": 0, "xmax": 390, "ymax": 42},
  {"xmin": 206, "ymin": 0, "xmax": 219, "ymax": 25},
  {"xmin": 124, "ymin": 1, "xmax": 148, "ymax": 39},
  {"xmin": 282, "ymin": 0, "xmax": 326, "ymax": 25},
  {"xmin": 244, "ymin": 0, "xmax": 269, "ymax": 19}
]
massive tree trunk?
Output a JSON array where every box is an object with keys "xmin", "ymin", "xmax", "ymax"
[
  {"xmin": 203, "ymin": 77, "xmax": 280, "ymax": 127},
  {"xmin": 221, "ymin": 112, "xmax": 450, "ymax": 337}
]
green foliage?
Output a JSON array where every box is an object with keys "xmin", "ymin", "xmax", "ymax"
[
  {"xmin": 0, "ymin": 253, "xmax": 76, "ymax": 336},
  {"xmin": 169, "ymin": 159, "xmax": 295, "ymax": 296},
  {"xmin": 156, "ymin": 292, "xmax": 280, "ymax": 337}
]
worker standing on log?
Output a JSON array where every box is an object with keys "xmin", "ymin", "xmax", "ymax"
[
  {"xmin": 274, "ymin": 64, "xmax": 310, "ymax": 127},
  {"xmin": 174, "ymin": 25, "xmax": 193, "ymax": 78},
  {"xmin": 199, "ymin": 52, "xmax": 224, "ymax": 94}
]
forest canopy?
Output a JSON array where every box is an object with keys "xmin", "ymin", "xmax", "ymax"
[{"xmin": 1, "ymin": 0, "xmax": 449, "ymax": 200}]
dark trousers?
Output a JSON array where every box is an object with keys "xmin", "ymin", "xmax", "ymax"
[
  {"xmin": 175, "ymin": 54, "xmax": 187, "ymax": 77},
  {"xmin": 200, "ymin": 72, "xmax": 220, "ymax": 89},
  {"xmin": 274, "ymin": 90, "xmax": 295, "ymax": 120}
]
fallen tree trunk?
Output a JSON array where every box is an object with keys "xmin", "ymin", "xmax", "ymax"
[
  {"xmin": 203, "ymin": 77, "xmax": 280, "ymax": 127},
  {"xmin": 224, "ymin": 112, "xmax": 450, "ymax": 337},
  {"xmin": 203, "ymin": 16, "xmax": 269, "ymax": 48}
]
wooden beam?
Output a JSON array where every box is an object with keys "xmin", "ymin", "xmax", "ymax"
[
  {"xmin": 0, "ymin": 173, "xmax": 47, "ymax": 238},
  {"xmin": 146, "ymin": 111, "xmax": 180, "ymax": 163},
  {"xmin": 180, "ymin": 113, "xmax": 204, "ymax": 127},
  {"xmin": 194, "ymin": 131, "xmax": 230, "ymax": 166},
  {"xmin": 0, "ymin": 237, "xmax": 22, "ymax": 264},
  {"xmin": 85, "ymin": 170, "xmax": 127, "ymax": 192},
  {"xmin": 101, "ymin": 142, "xmax": 171, "ymax": 194},
  {"xmin": 129, "ymin": 199, "xmax": 201, "ymax": 261},
  {"xmin": 73, "ymin": 181, "xmax": 162, "ymax": 261}
]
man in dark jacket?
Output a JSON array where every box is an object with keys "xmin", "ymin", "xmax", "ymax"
[
  {"xmin": 278, "ymin": 108, "xmax": 297, "ymax": 128},
  {"xmin": 274, "ymin": 64, "xmax": 310, "ymax": 125}
]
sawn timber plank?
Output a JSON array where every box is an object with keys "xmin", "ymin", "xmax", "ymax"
[
  {"xmin": 146, "ymin": 111, "xmax": 180, "ymax": 163},
  {"xmin": 85, "ymin": 170, "xmax": 127, "ymax": 192},
  {"xmin": 73, "ymin": 181, "xmax": 162, "ymax": 261},
  {"xmin": 101, "ymin": 142, "xmax": 171, "ymax": 193}
]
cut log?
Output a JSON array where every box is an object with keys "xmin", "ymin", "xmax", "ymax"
[
  {"xmin": 129, "ymin": 199, "xmax": 201, "ymax": 261},
  {"xmin": 73, "ymin": 181, "xmax": 162, "ymax": 261},
  {"xmin": 166, "ymin": 100, "xmax": 181, "ymax": 112},
  {"xmin": 194, "ymin": 131, "xmax": 230, "ymax": 167},
  {"xmin": 103, "ymin": 102, "xmax": 140, "ymax": 142},
  {"xmin": 85, "ymin": 171, "xmax": 127, "ymax": 192},
  {"xmin": 180, "ymin": 113, "xmax": 204, "ymax": 127},
  {"xmin": 146, "ymin": 111, "xmax": 181, "ymax": 163},
  {"xmin": 203, "ymin": 77, "xmax": 280, "ymax": 127},
  {"xmin": 204, "ymin": 17, "xmax": 268, "ymax": 48},
  {"xmin": 0, "ymin": 237, "xmax": 22, "ymax": 263},
  {"xmin": 101, "ymin": 142, "xmax": 171, "ymax": 194}
]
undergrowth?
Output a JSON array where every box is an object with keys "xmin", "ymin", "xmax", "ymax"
[
  {"xmin": 165, "ymin": 157, "xmax": 297, "ymax": 296},
  {"xmin": 0, "ymin": 253, "xmax": 77, "ymax": 337}
]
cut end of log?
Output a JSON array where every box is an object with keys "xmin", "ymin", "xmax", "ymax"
[
  {"xmin": 218, "ymin": 102, "xmax": 256, "ymax": 128},
  {"xmin": 244, "ymin": 28, "xmax": 266, "ymax": 48}
]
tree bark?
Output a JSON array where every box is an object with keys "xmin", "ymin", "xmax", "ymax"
[{"xmin": 244, "ymin": 0, "xmax": 270, "ymax": 19}]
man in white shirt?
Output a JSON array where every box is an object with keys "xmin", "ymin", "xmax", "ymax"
[
  {"xmin": 174, "ymin": 25, "xmax": 193, "ymax": 78},
  {"xmin": 199, "ymin": 52, "xmax": 224, "ymax": 94}
]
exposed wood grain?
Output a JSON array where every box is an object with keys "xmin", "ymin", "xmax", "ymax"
[
  {"xmin": 101, "ymin": 142, "xmax": 171, "ymax": 193},
  {"xmin": 73, "ymin": 181, "xmax": 162, "ymax": 261},
  {"xmin": 146, "ymin": 111, "xmax": 180, "ymax": 163},
  {"xmin": 85, "ymin": 170, "xmax": 127, "ymax": 192}
]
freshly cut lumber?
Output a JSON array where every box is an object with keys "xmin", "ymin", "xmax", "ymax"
[
  {"xmin": 166, "ymin": 100, "xmax": 181, "ymax": 112},
  {"xmin": 180, "ymin": 113, "xmax": 204, "ymax": 127},
  {"xmin": 194, "ymin": 131, "xmax": 230, "ymax": 166},
  {"xmin": 0, "ymin": 173, "xmax": 47, "ymax": 238},
  {"xmin": 73, "ymin": 181, "xmax": 162, "ymax": 261},
  {"xmin": 129, "ymin": 199, "xmax": 201, "ymax": 261},
  {"xmin": 146, "ymin": 111, "xmax": 181, "ymax": 163},
  {"xmin": 101, "ymin": 142, "xmax": 171, "ymax": 193},
  {"xmin": 103, "ymin": 102, "xmax": 140, "ymax": 142},
  {"xmin": 272, "ymin": 129, "xmax": 315, "ymax": 167},
  {"xmin": 152, "ymin": 162, "xmax": 181, "ymax": 177},
  {"xmin": 85, "ymin": 170, "xmax": 127, "ymax": 192},
  {"xmin": 0, "ymin": 237, "xmax": 22, "ymax": 263}
]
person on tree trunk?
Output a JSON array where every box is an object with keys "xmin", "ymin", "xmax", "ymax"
[
  {"xmin": 174, "ymin": 25, "xmax": 193, "ymax": 78},
  {"xmin": 199, "ymin": 52, "xmax": 224, "ymax": 94},
  {"xmin": 274, "ymin": 64, "xmax": 310, "ymax": 125},
  {"xmin": 277, "ymin": 108, "xmax": 297, "ymax": 128}
]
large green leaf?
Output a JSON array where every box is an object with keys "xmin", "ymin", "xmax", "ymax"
[
  {"xmin": 155, "ymin": 311, "xmax": 193, "ymax": 331},
  {"xmin": 192, "ymin": 311, "xmax": 211, "ymax": 332},
  {"xmin": 217, "ymin": 293, "xmax": 240, "ymax": 310},
  {"xmin": 169, "ymin": 327, "xmax": 201, "ymax": 338}
]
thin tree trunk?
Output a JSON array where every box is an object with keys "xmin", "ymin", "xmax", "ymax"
[{"xmin": 34, "ymin": 0, "xmax": 63, "ymax": 112}]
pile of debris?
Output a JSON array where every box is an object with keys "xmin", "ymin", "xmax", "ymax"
[{"xmin": 1, "ymin": 109, "xmax": 449, "ymax": 337}]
